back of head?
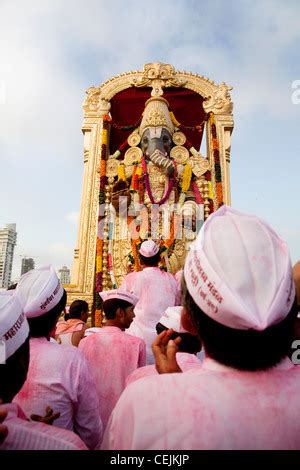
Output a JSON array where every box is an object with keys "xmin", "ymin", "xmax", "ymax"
[
  {"xmin": 139, "ymin": 240, "xmax": 160, "ymax": 267},
  {"xmin": 68, "ymin": 300, "xmax": 88, "ymax": 319},
  {"xmin": 102, "ymin": 299, "xmax": 132, "ymax": 320},
  {"xmin": 0, "ymin": 291, "xmax": 30, "ymax": 402},
  {"xmin": 16, "ymin": 265, "xmax": 67, "ymax": 337},
  {"xmin": 183, "ymin": 205, "xmax": 296, "ymax": 370}
]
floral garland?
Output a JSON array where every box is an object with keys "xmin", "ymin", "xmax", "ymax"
[
  {"xmin": 191, "ymin": 181, "xmax": 204, "ymax": 204},
  {"xmin": 127, "ymin": 216, "xmax": 142, "ymax": 272},
  {"xmin": 95, "ymin": 114, "xmax": 111, "ymax": 327},
  {"xmin": 108, "ymin": 220, "xmax": 117, "ymax": 289},
  {"xmin": 170, "ymin": 111, "xmax": 206, "ymax": 133},
  {"xmin": 159, "ymin": 211, "xmax": 179, "ymax": 254},
  {"xmin": 111, "ymin": 110, "xmax": 204, "ymax": 134},
  {"xmin": 209, "ymin": 112, "xmax": 223, "ymax": 207},
  {"xmin": 142, "ymin": 157, "xmax": 175, "ymax": 205},
  {"xmin": 118, "ymin": 162, "xmax": 126, "ymax": 181},
  {"xmin": 111, "ymin": 116, "xmax": 142, "ymax": 131},
  {"xmin": 178, "ymin": 163, "xmax": 192, "ymax": 208}
]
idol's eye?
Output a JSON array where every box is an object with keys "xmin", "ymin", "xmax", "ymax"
[{"xmin": 142, "ymin": 137, "xmax": 148, "ymax": 145}]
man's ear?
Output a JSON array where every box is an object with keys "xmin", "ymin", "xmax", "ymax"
[
  {"xmin": 181, "ymin": 308, "xmax": 198, "ymax": 336},
  {"xmin": 115, "ymin": 307, "xmax": 124, "ymax": 320}
]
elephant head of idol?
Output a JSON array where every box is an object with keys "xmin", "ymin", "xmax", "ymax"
[{"xmin": 139, "ymin": 97, "xmax": 175, "ymax": 178}]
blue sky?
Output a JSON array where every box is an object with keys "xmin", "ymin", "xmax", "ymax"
[{"xmin": 0, "ymin": 0, "xmax": 299, "ymax": 279}]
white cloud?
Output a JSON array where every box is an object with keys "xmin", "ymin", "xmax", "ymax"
[{"xmin": 1, "ymin": 0, "xmax": 300, "ymax": 276}]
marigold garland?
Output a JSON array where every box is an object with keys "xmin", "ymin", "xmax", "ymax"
[
  {"xmin": 95, "ymin": 115, "xmax": 110, "ymax": 326},
  {"xmin": 181, "ymin": 163, "xmax": 192, "ymax": 193},
  {"xmin": 118, "ymin": 162, "xmax": 126, "ymax": 181},
  {"xmin": 209, "ymin": 112, "xmax": 223, "ymax": 207}
]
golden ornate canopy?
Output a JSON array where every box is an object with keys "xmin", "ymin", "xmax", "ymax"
[{"xmin": 66, "ymin": 63, "xmax": 234, "ymax": 321}]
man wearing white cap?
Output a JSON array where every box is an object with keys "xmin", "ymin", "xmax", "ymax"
[
  {"xmin": 0, "ymin": 291, "xmax": 87, "ymax": 449},
  {"xmin": 79, "ymin": 289, "xmax": 146, "ymax": 431},
  {"xmin": 126, "ymin": 306, "xmax": 202, "ymax": 387},
  {"xmin": 121, "ymin": 240, "xmax": 179, "ymax": 364},
  {"xmin": 102, "ymin": 206, "xmax": 300, "ymax": 450},
  {"xmin": 13, "ymin": 266, "xmax": 103, "ymax": 449}
]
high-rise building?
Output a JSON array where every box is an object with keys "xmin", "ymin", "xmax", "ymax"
[
  {"xmin": 0, "ymin": 224, "xmax": 17, "ymax": 288},
  {"xmin": 58, "ymin": 265, "xmax": 70, "ymax": 285},
  {"xmin": 21, "ymin": 257, "xmax": 35, "ymax": 276}
]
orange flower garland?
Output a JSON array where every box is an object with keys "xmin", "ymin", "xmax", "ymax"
[{"xmin": 209, "ymin": 113, "xmax": 223, "ymax": 208}]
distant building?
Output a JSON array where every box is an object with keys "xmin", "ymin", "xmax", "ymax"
[
  {"xmin": 0, "ymin": 224, "xmax": 17, "ymax": 288},
  {"xmin": 21, "ymin": 257, "xmax": 35, "ymax": 276},
  {"xmin": 58, "ymin": 265, "xmax": 70, "ymax": 285}
]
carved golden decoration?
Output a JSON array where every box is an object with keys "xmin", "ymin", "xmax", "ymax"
[
  {"xmin": 172, "ymin": 131, "xmax": 186, "ymax": 146},
  {"xmin": 190, "ymin": 155, "xmax": 211, "ymax": 178},
  {"xmin": 131, "ymin": 63, "xmax": 186, "ymax": 98},
  {"xmin": 124, "ymin": 147, "xmax": 142, "ymax": 166},
  {"xmin": 83, "ymin": 88, "xmax": 111, "ymax": 116},
  {"xmin": 69, "ymin": 63, "xmax": 234, "ymax": 320},
  {"xmin": 112, "ymin": 217, "xmax": 132, "ymax": 287},
  {"xmin": 168, "ymin": 240, "xmax": 186, "ymax": 274},
  {"xmin": 203, "ymin": 181, "xmax": 210, "ymax": 220},
  {"xmin": 128, "ymin": 132, "xmax": 141, "ymax": 147},
  {"xmin": 203, "ymin": 82, "xmax": 233, "ymax": 115},
  {"xmin": 170, "ymin": 146, "xmax": 189, "ymax": 164},
  {"xmin": 139, "ymin": 97, "xmax": 174, "ymax": 135},
  {"xmin": 106, "ymin": 159, "xmax": 119, "ymax": 178}
]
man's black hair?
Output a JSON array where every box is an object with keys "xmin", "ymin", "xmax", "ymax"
[
  {"xmin": 139, "ymin": 252, "xmax": 161, "ymax": 267},
  {"xmin": 103, "ymin": 298, "xmax": 133, "ymax": 320},
  {"xmin": 28, "ymin": 290, "xmax": 67, "ymax": 338},
  {"xmin": 181, "ymin": 276, "xmax": 298, "ymax": 371},
  {"xmin": 65, "ymin": 299, "xmax": 88, "ymax": 321}
]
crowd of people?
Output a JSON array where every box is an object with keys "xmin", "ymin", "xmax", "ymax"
[{"xmin": 1, "ymin": 205, "xmax": 300, "ymax": 449}]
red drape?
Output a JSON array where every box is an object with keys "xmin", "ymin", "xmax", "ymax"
[{"xmin": 109, "ymin": 87, "xmax": 206, "ymax": 155}]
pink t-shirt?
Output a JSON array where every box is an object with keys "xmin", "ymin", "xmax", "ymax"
[
  {"xmin": 0, "ymin": 403, "xmax": 87, "ymax": 450},
  {"xmin": 102, "ymin": 356, "xmax": 300, "ymax": 450},
  {"xmin": 121, "ymin": 267, "xmax": 180, "ymax": 364},
  {"xmin": 13, "ymin": 337, "xmax": 102, "ymax": 449},
  {"xmin": 79, "ymin": 326, "xmax": 146, "ymax": 430},
  {"xmin": 125, "ymin": 352, "xmax": 202, "ymax": 387}
]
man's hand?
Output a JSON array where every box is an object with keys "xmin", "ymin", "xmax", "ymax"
[
  {"xmin": 0, "ymin": 402, "xmax": 8, "ymax": 444},
  {"xmin": 30, "ymin": 406, "xmax": 60, "ymax": 426},
  {"xmin": 152, "ymin": 329, "xmax": 182, "ymax": 374}
]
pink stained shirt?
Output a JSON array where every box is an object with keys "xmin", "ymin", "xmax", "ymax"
[
  {"xmin": 102, "ymin": 356, "xmax": 300, "ymax": 450},
  {"xmin": 125, "ymin": 352, "xmax": 202, "ymax": 387},
  {"xmin": 78, "ymin": 326, "xmax": 146, "ymax": 430},
  {"xmin": 121, "ymin": 267, "xmax": 180, "ymax": 364},
  {"xmin": 13, "ymin": 337, "xmax": 103, "ymax": 449},
  {"xmin": 0, "ymin": 403, "xmax": 87, "ymax": 450}
]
